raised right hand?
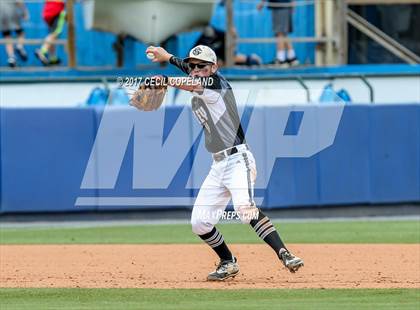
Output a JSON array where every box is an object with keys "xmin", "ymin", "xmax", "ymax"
[{"xmin": 146, "ymin": 46, "xmax": 173, "ymax": 63}]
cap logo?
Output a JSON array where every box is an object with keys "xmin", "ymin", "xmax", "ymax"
[{"xmin": 192, "ymin": 47, "xmax": 202, "ymax": 56}]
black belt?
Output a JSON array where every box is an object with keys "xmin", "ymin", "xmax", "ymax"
[{"xmin": 212, "ymin": 145, "xmax": 248, "ymax": 162}]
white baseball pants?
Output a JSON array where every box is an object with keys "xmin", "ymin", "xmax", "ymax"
[{"xmin": 191, "ymin": 144, "xmax": 258, "ymax": 235}]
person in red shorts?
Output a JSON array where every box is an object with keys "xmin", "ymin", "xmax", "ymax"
[{"xmin": 35, "ymin": 0, "xmax": 66, "ymax": 66}]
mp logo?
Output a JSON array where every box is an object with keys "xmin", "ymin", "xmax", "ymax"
[{"xmin": 76, "ymin": 92, "xmax": 345, "ymax": 207}]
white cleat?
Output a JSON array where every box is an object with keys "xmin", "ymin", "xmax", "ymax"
[
  {"xmin": 279, "ymin": 249, "xmax": 304, "ymax": 273},
  {"xmin": 207, "ymin": 257, "xmax": 239, "ymax": 281}
]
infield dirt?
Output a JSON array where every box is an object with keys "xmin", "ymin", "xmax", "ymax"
[{"xmin": 1, "ymin": 244, "xmax": 419, "ymax": 289}]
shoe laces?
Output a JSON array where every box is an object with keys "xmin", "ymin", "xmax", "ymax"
[
  {"xmin": 281, "ymin": 251, "xmax": 294, "ymax": 261},
  {"xmin": 216, "ymin": 259, "xmax": 234, "ymax": 272}
]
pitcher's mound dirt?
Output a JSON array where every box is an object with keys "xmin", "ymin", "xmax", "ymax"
[{"xmin": 1, "ymin": 244, "xmax": 419, "ymax": 289}]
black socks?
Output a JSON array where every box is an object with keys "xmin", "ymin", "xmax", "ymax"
[
  {"xmin": 198, "ymin": 210, "xmax": 287, "ymax": 262},
  {"xmin": 199, "ymin": 227, "xmax": 233, "ymax": 261},
  {"xmin": 250, "ymin": 209, "xmax": 287, "ymax": 255}
]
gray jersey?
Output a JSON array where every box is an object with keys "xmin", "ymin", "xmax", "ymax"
[
  {"xmin": 169, "ymin": 56, "xmax": 245, "ymax": 153},
  {"xmin": 0, "ymin": 2, "xmax": 23, "ymax": 32}
]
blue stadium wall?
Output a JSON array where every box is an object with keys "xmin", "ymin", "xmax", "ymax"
[
  {"xmin": 0, "ymin": 1, "xmax": 314, "ymax": 67},
  {"xmin": 0, "ymin": 104, "xmax": 419, "ymax": 213}
]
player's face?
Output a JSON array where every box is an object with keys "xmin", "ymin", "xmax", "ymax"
[{"xmin": 189, "ymin": 60, "xmax": 217, "ymax": 77}]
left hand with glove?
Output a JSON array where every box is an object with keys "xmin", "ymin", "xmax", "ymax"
[{"xmin": 129, "ymin": 75, "xmax": 168, "ymax": 111}]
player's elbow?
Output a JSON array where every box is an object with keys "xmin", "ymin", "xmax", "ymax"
[{"xmin": 192, "ymin": 84, "xmax": 204, "ymax": 94}]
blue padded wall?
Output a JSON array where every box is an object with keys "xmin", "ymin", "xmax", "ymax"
[
  {"xmin": 317, "ymin": 105, "xmax": 372, "ymax": 205},
  {"xmin": 0, "ymin": 104, "xmax": 419, "ymax": 213},
  {"xmin": 368, "ymin": 105, "xmax": 420, "ymax": 203},
  {"xmin": 0, "ymin": 108, "xmax": 97, "ymax": 212}
]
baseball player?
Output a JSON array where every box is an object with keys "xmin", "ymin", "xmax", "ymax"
[{"xmin": 145, "ymin": 45, "xmax": 304, "ymax": 281}]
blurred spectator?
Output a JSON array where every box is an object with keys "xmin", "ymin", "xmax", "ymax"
[
  {"xmin": 196, "ymin": 25, "xmax": 262, "ymax": 67},
  {"xmin": 0, "ymin": 1, "xmax": 29, "ymax": 68},
  {"xmin": 257, "ymin": 0, "xmax": 299, "ymax": 67},
  {"xmin": 35, "ymin": 0, "xmax": 66, "ymax": 66}
]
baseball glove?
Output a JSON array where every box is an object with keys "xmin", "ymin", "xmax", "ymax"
[{"xmin": 130, "ymin": 76, "xmax": 168, "ymax": 111}]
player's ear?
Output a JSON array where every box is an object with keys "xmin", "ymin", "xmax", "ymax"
[{"xmin": 211, "ymin": 64, "xmax": 218, "ymax": 74}]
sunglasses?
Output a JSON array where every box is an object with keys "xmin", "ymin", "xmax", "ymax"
[{"xmin": 188, "ymin": 62, "xmax": 211, "ymax": 70}]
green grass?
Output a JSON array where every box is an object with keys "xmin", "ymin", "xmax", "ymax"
[
  {"xmin": 0, "ymin": 220, "xmax": 419, "ymax": 244},
  {"xmin": 0, "ymin": 288, "xmax": 418, "ymax": 310}
]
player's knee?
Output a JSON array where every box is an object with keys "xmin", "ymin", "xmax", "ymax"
[
  {"xmin": 191, "ymin": 218, "xmax": 213, "ymax": 235},
  {"xmin": 236, "ymin": 204, "xmax": 259, "ymax": 224}
]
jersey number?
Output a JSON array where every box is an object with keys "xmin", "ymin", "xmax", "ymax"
[{"xmin": 194, "ymin": 106, "xmax": 211, "ymax": 133}]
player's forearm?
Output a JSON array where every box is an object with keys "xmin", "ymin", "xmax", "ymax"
[
  {"xmin": 168, "ymin": 76, "xmax": 203, "ymax": 93},
  {"xmin": 169, "ymin": 56, "xmax": 190, "ymax": 75}
]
